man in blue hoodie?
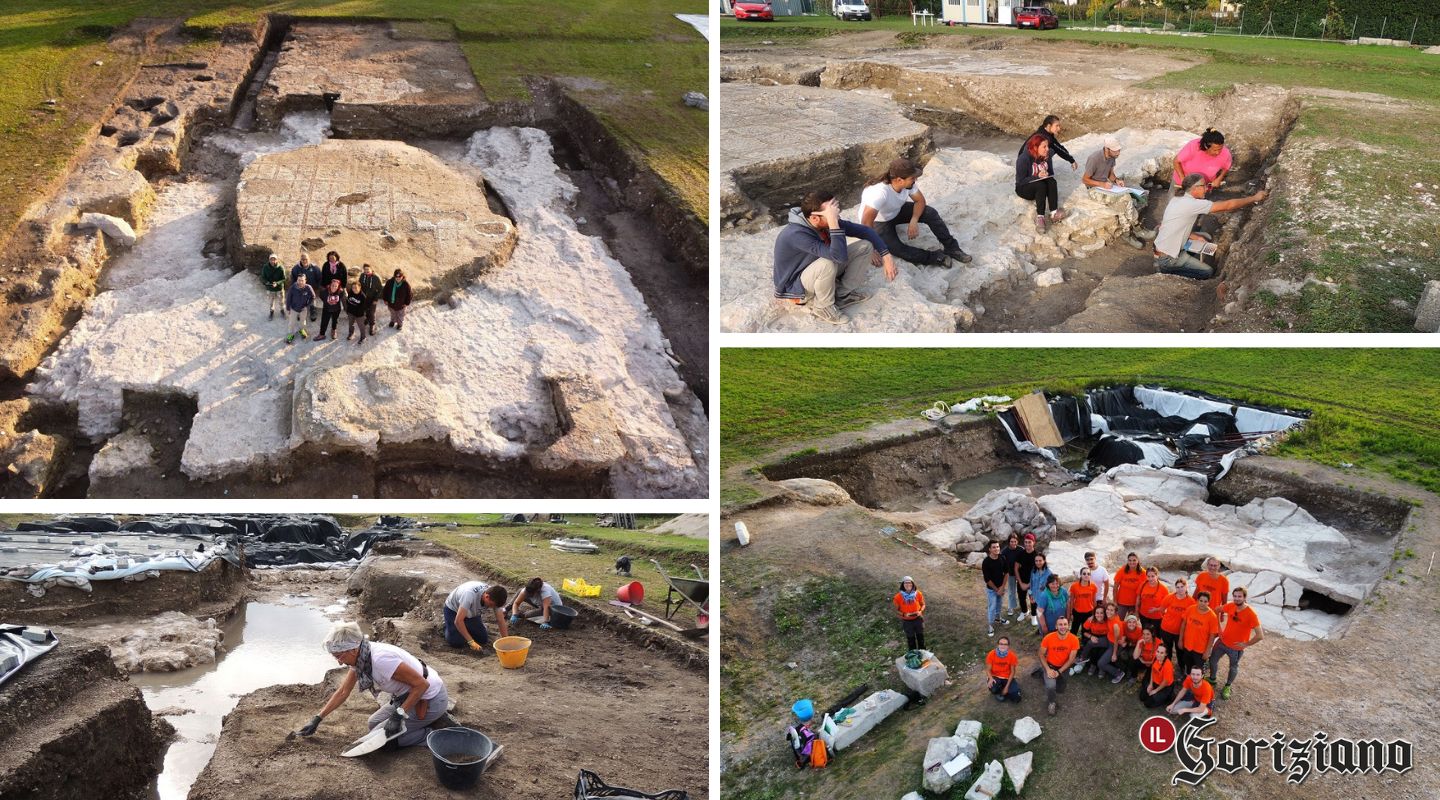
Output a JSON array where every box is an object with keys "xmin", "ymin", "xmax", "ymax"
[{"xmin": 772, "ymin": 191, "xmax": 894, "ymax": 325}]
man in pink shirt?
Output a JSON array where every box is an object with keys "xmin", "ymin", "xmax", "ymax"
[{"xmin": 1171, "ymin": 129, "xmax": 1232, "ymax": 195}]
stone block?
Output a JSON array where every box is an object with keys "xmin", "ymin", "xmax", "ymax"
[
  {"xmin": 895, "ymin": 651, "xmax": 948, "ymax": 697},
  {"xmin": 1004, "ymin": 751, "xmax": 1034, "ymax": 795},
  {"xmin": 1013, "ymin": 715, "xmax": 1042, "ymax": 744},
  {"xmin": 827, "ymin": 689, "xmax": 906, "ymax": 752},
  {"xmin": 953, "ymin": 719, "xmax": 983, "ymax": 742},
  {"xmin": 1413, "ymin": 281, "xmax": 1440, "ymax": 332},
  {"xmin": 922, "ymin": 736, "xmax": 971, "ymax": 794},
  {"xmin": 965, "ymin": 760, "xmax": 1005, "ymax": 800}
]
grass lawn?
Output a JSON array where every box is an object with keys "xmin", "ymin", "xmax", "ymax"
[
  {"xmin": 0, "ymin": 0, "xmax": 706, "ymax": 246},
  {"xmin": 721, "ymin": 16, "xmax": 1440, "ymax": 104},
  {"xmin": 416, "ymin": 515, "xmax": 707, "ymax": 605},
  {"xmin": 720, "ymin": 348, "xmax": 1440, "ymax": 493}
]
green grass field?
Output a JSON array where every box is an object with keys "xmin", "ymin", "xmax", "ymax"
[
  {"xmin": 722, "ymin": 16, "xmax": 1440, "ymax": 103},
  {"xmin": 721, "ymin": 348, "xmax": 1440, "ymax": 494},
  {"xmin": 0, "ymin": 0, "xmax": 706, "ymax": 245}
]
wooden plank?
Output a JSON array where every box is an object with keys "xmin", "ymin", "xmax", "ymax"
[{"xmin": 1013, "ymin": 391, "xmax": 1064, "ymax": 448}]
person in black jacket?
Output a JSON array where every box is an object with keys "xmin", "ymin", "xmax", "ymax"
[
  {"xmin": 318, "ymin": 251, "xmax": 348, "ymax": 295},
  {"xmin": 1016, "ymin": 133, "xmax": 1066, "ymax": 232},
  {"xmin": 382, "ymin": 269, "xmax": 412, "ymax": 331},
  {"xmin": 358, "ymin": 263, "xmax": 383, "ymax": 336},
  {"xmin": 1022, "ymin": 115, "xmax": 1078, "ymax": 174},
  {"xmin": 315, "ymin": 278, "xmax": 345, "ymax": 341},
  {"xmin": 344, "ymin": 281, "xmax": 373, "ymax": 343}
]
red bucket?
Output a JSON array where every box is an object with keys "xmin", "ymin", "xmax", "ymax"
[{"xmin": 617, "ymin": 581, "xmax": 644, "ymax": 604}]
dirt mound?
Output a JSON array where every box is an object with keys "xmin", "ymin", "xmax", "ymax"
[
  {"xmin": 0, "ymin": 555, "xmax": 245, "ymax": 625},
  {"xmin": 651, "ymin": 513, "xmax": 709, "ymax": 538}
]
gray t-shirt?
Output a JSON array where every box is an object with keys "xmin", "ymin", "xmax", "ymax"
[
  {"xmin": 1084, "ymin": 150, "xmax": 1117, "ymax": 183},
  {"xmin": 1154, "ymin": 194, "xmax": 1215, "ymax": 258},
  {"xmin": 444, "ymin": 580, "xmax": 491, "ymax": 615},
  {"xmin": 522, "ymin": 581, "xmax": 564, "ymax": 609}
]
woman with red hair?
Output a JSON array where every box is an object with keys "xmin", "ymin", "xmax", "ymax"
[{"xmin": 1015, "ymin": 133, "xmax": 1066, "ymax": 232}]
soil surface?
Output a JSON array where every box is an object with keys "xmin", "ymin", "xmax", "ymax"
[
  {"xmin": 190, "ymin": 543, "xmax": 708, "ymax": 800},
  {"xmin": 721, "ymin": 457, "xmax": 1439, "ymax": 799}
]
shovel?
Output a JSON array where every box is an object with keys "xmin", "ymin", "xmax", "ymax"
[{"xmin": 341, "ymin": 723, "xmax": 407, "ymax": 757}]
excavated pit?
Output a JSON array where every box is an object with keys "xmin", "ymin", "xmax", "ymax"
[
  {"xmin": 3, "ymin": 18, "xmax": 708, "ymax": 499},
  {"xmin": 719, "ymin": 41, "xmax": 1301, "ymax": 333}
]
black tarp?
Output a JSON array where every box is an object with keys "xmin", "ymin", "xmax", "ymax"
[{"xmin": 1087, "ymin": 436, "xmax": 1148, "ymax": 470}]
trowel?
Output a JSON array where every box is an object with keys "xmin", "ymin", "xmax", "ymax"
[{"xmin": 340, "ymin": 723, "xmax": 408, "ymax": 757}]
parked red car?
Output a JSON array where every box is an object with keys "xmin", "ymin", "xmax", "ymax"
[
  {"xmin": 1014, "ymin": 6, "xmax": 1059, "ymax": 29},
  {"xmin": 733, "ymin": 1, "xmax": 774, "ymax": 21}
]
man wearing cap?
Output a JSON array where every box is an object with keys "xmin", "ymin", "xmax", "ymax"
[
  {"xmin": 1152, "ymin": 173, "xmax": 1267, "ymax": 280},
  {"xmin": 260, "ymin": 253, "xmax": 286, "ymax": 319},
  {"xmin": 860, "ymin": 157, "xmax": 972, "ymax": 268},
  {"xmin": 773, "ymin": 190, "xmax": 896, "ymax": 325},
  {"xmin": 1082, "ymin": 138, "xmax": 1156, "ymax": 250}
]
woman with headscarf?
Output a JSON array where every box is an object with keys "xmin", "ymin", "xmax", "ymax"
[
  {"xmin": 297, "ymin": 622, "xmax": 448, "ymax": 748},
  {"xmin": 893, "ymin": 576, "xmax": 927, "ymax": 652}
]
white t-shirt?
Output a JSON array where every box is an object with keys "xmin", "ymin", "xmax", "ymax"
[
  {"xmin": 1155, "ymin": 194, "xmax": 1215, "ymax": 258},
  {"xmin": 364, "ymin": 641, "xmax": 443, "ymax": 700},
  {"xmin": 1081, "ymin": 565, "xmax": 1110, "ymax": 602},
  {"xmin": 444, "ymin": 580, "xmax": 491, "ymax": 615},
  {"xmin": 860, "ymin": 182, "xmax": 916, "ymax": 224}
]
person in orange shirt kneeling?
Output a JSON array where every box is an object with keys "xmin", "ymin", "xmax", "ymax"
[
  {"xmin": 1036, "ymin": 617, "xmax": 1081, "ymax": 717},
  {"xmin": 894, "ymin": 576, "xmax": 927, "ymax": 652},
  {"xmin": 986, "ymin": 636, "xmax": 1022, "ymax": 702},
  {"xmin": 1167, "ymin": 665, "xmax": 1215, "ymax": 718},
  {"xmin": 1139, "ymin": 642, "xmax": 1177, "ymax": 708},
  {"xmin": 1209, "ymin": 586, "xmax": 1264, "ymax": 701}
]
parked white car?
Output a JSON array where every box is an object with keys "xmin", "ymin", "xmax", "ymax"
[{"xmin": 834, "ymin": 0, "xmax": 872, "ymax": 21}]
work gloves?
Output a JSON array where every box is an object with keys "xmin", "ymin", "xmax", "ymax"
[
  {"xmin": 469, "ymin": 640, "xmax": 483, "ymax": 652},
  {"xmin": 384, "ymin": 707, "xmax": 407, "ymax": 738},
  {"xmin": 299, "ymin": 715, "xmax": 322, "ymax": 737},
  {"xmin": 508, "ymin": 614, "xmax": 520, "ymax": 625},
  {"xmin": 539, "ymin": 622, "xmax": 552, "ymax": 630}
]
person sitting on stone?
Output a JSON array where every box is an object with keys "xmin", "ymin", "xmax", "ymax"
[
  {"xmin": 382, "ymin": 268, "xmax": 412, "ymax": 331},
  {"xmin": 508, "ymin": 577, "xmax": 565, "ymax": 630},
  {"xmin": 1016, "ymin": 134, "xmax": 1066, "ymax": 232},
  {"xmin": 859, "ymin": 157, "xmax": 971, "ymax": 268},
  {"xmin": 1171, "ymin": 128, "xmax": 1232, "ymax": 196},
  {"xmin": 289, "ymin": 253, "xmax": 321, "ymax": 323},
  {"xmin": 1152, "ymin": 174, "xmax": 1266, "ymax": 280},
  {"xmin": 1080, "ymin": 137, "xmax": 1156, "ymax": 250},
  {"xmin": 284, "ymin": 274, "xmax": 315, "ymax": 345},
  {"xmin": 442, "ymin": 580, "xmax": 510, "ymax": 652},
  {"xmin": 261, "ymin": 253, "xmax": 286, "ymax": 320},
  {"xmin": 772, "ymin": 190, "xmax": 895, "ymax": 326}
]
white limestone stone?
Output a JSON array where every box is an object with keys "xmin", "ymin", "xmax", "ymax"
[
  {"xmin": 1003, "ymin": 751, "xmax": 1034, "ymax": 795},
  {"xmin": 1013, "ymin": 716, "xmax": 1042, "ymax": 744},
  {"xmin": 965, "ymin": 760, "xmax": 1005, "ymax": 800}
]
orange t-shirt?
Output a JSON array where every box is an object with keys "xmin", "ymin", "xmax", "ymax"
[
  {"xmin": 1138, "ymin": 581, "xmax": 1172, "ymax": 620},
  {"xmin": 986, "ymin": 648, "xmax": 1019, "ymax": 680},
  {"xmin": 1040, "ymin": 631, "xmax": 1081, "ymax": 668},
  {"xmin": 1194, "ymin": 572, "xmax": 1230, "ymax": 607},
  {"xmin": 1219, "ymin": 602, "xmax": 1260, "ymax": 648},
  {"xmin": 1082, "ymin": 616, "xmax": 1111, "ymax": 639},
  {"xmin": 1113, "ymin": 568, "xmax": 1147, "ymax": 606},
  {"xmin": 1110, "ymin": 622, "xmax": 1143, "ymax": 647},
  {"xmin": 1070, "ymin": 581, "xmax": 1098, "ymax": 613},
  {"xmin": 1161, "ymin": 595, "xmax": 1196, "ymax": 635},
  {"xmin": 1180, "ymin": 605, "xmax": 1221, "ymax": 653},
  {"xmin": 894, "ymin": 590, "xmax": 925, "ymax": 618},
  {"xmin": 1137, "ymin": 637, "xmax": 1159, "ymax": 664},
  {"xmin": 1183, "ymin": 675, "xmax": 1214, "ymax": 706},
  {"xmin": 1150, "ymin": 658, "xmax": 1174, "ymax": 687}
]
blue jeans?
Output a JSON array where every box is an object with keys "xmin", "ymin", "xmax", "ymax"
[
  {"xmin": 442, "ymin": 605, "xmax": 490, "ymax": 648},
  {"xmin": 1155, "ymin": 251, "xmax": 1213, "ymax": 279},
  {"xmin": 986, "ymin": 588, "xmax": 1002, "ymax": 625},
  {"xmin": 989, "ymin": 676, "xmax": 1021, "ymax": 702},
  {"xmin": 1006, "ymin": 580, "xmax": 1020, "ymax": 614}
]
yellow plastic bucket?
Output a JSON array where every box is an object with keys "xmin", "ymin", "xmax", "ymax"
[{"xmin": 493, "ymin": 636, "xmax": 532, "ymax": 669}]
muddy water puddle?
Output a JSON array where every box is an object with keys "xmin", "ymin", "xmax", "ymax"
[
  {"xmin": 948, "ymin": 466, "xmax": 1035, "ymax": 503},
  {"xmin": 136, "ymin": 597, "xmax": 346, "ymax": 800}
]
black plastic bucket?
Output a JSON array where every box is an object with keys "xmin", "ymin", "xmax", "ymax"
[
  {"xmin": 426, "ymin": 727, "xmax": 494, "ymax": 790},
  {"xmin": 549, "ymin": 605, "xmax": 578, "ymax": 630}
]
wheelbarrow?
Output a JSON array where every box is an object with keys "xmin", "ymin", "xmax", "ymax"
[{"xmin": 649, "ymin": 560, "xmax": 709, "ymax": 626}]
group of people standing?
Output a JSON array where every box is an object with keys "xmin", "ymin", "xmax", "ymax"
[
  {"xmin": 772, "ymin": 115, "xmax": 1272, "ymax": 324},
  {"xmin": 260, "ymin": 250, "xmax": 413, "ymax": 345},
  {"xmin": 896, "ymin": 538, "xmax": 1264, "ymax": 720}
]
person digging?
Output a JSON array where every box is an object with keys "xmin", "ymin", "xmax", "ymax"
[
  {"xmin": 509, "ymin": 577, "xmax": 565, "ymax": 630},
  {"xmin": 1152, "ymin": 173, "xmax": 1267, "ymax": 280},
  {"xmin": 442, "ymin": 580, "xmax": 510, "ymax": 653}
]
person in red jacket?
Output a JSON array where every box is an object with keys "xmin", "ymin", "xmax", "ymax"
[{"xmin": 893, "ymin": 576, "xmax": 927, "ymax": 652}]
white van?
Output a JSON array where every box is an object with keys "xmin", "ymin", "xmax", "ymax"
[{"xmin": 834, "ymin": 0, "xmax": 872, "ymax": 21}]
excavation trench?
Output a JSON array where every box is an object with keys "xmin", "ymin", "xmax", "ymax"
[
  {"xmin": 4, "ymin": 16, "xmax": 708, "ymax": 499},
  {"xmin": 718, "ymin": 47, "xmax": 1302, "ymax": 333}
]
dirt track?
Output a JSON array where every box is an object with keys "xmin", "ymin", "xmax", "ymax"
[
  {"xmin": 720, "ymin": 457, "xmax": 1440, "ymax": 799},
  {"xmin": 190, "ymin": 543, "xmax": 707, "ymax": 800}
]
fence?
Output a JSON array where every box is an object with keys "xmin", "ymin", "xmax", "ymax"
[{"xmin": 1075, "ymin": 6, "xmax": 1440, "ymax": 46}]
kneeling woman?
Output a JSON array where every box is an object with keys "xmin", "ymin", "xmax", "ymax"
[{"xmin": 299, "ymin": 622, "xmax": 449, "ymax": 748}]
